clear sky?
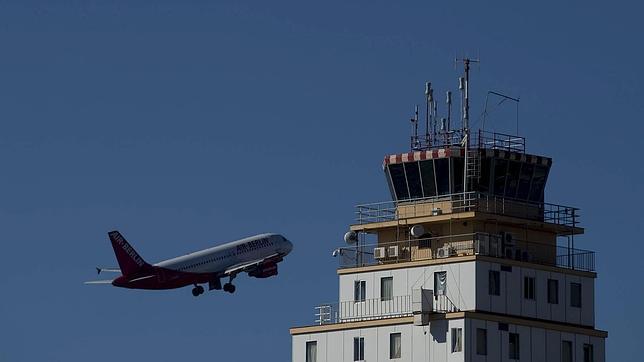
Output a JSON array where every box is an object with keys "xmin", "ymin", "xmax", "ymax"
[{"xmin": 0, "ymin": 1, "xmax": 642, "ymax": 361}]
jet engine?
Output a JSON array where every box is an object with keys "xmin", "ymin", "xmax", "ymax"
[{"xmin": 249, "ymin": 262, "xmax": 278, "ymax": 278}]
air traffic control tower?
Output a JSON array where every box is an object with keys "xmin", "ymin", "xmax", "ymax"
[{"xmin": 290, "ymin": 60, "xmax": 607, "ymax": 362}]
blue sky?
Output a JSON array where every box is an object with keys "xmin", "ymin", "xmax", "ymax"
[{"xmin": 0, "ymin": 1, "xmax": 641, "ymax": 361}]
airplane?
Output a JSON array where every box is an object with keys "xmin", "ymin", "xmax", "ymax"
[{"xmin": 85, "ymin": 230, "xmax": 293, "ymax": 297}]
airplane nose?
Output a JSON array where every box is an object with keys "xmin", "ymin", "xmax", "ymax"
[{"xmin": 282, "ymin": 237, "xmax": 293, "ymax": 254}]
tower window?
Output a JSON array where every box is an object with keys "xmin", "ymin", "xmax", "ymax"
[
  {"xmin": 353, "ymin": 337, "xmax": 364, "ymax": 361},
  {"xmin": 451, "ymin": 328, "xmax": 462, "ymax": 352},
  {"xmin": 381, "ymin": 277, "xmax": 393, "ymax": 301},
  {"xmin": 489, "ymin": 270, "xmax": 500, "ymax": 296},
  {"xmin": 354, "ymin": 281, "xmax": 366, "ymax": 302},
  {"xmin": 523, "ymin": 276, "xmax": 535, "ymax": 300},
  {"xmin": 476, "ymin": 328, "xmax": 487, "ymax": 355},
  {"xmin": 571, "ymin": 282, "xmax": 582, "ymax": 308},
  {"xmin": 583, "ymin": 343, "xmax": 594, "ymax": 362},
  {"xmin": 306, "ymin": 341, "xmax": 317, "ymax": 362},
  {"xmin": 562, "ymin": 340, "xmax": 573, "ymax": 362},
  {"xmin": 389, "ymin": 333, "xmax": 401, "ymax": 359},
  {"xmin": 509, "ymin": 333, "xmax": 520, "ymax": 360},
  {"xmin": 548, "ymin": 279, "xmax": 559, "ymax": 304}
]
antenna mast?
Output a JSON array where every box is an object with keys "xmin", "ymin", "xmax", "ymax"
[{"xmin": 456, "ymin": 57, "xmax": 479, "ymax": 192}]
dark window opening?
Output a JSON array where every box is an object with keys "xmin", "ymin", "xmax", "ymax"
[
  {"xmin": 419, "ymin": 160, "xmax": 437, "ymax": 197},
  {"xmin": 388, "ymin": 164, "xmax": 409, "ymax": 200},
  {"xmin": 548, "ymin": 279, "xmax": 559, "ymax": 304},
  {"xmin": 435, "ymin": 158, "xmax": 450, "ymax": 195},
  {"xmin": 529, "ymin": 165, "xmax": 549, "ymax": 202},
  {"xmin": 404, "ymin": 162, "xmax": 424, "ymax": 199},
  {"xmin": 517, "ymin": 163, "xmax": 534, "ymax": 199},
  {"xmin": 452, "ymin": 157, "xmax": 465, "ymax": 193},
  {"xmin": 493, "ymin": 158, "xmax": 509, "ymax": 196},
  {"xmin": 489, "ymin": 270, "xmax": 500, "ymax": 296},
  {"xmin": 504, "ymin": 161, "xmax": 521, "ymax": 198}
]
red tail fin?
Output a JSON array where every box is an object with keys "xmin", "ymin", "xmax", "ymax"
[{"xmin": 108, "ymin": 231, "xmax": 150, "ymax": 277}]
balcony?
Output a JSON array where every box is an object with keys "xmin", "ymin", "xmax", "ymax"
[
  {"xmin": 314, "ymin": 294, "xmax": 458, "ymax": 325},
  {"xmin": 355, "ymin": 192, "xmax": 580, "ymax": 229},
  {"xmin": 336, "ymin": 232, "xmax": 595, "ymax": 272}
]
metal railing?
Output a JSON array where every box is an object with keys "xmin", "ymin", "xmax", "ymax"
[
  {"xmin": 409, "ymin": 130, "xmax": 525, "ymax": 153},
  {"xmin": 314, "ymin": 294, "xmax": 458, "ymax": 325},
  {"xmin": 355, "ymin": 192, "xmax": 579, "ymax": 228},
  {"xmin": 337, "ymin": 233, "xmax": 595, "ymax": 272}
]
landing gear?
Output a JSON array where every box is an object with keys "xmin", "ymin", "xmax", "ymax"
[
  {"xmin": 191, "ymin": 285, "xmax": 205, "ymax": 297},
  {"xmin": 223, "ymin": 283, "xmax": 236, "ymax": 293}
]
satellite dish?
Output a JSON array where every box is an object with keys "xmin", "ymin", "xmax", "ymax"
[
  {"xmin": 410, "ymin": 225, "xmax": 425, "ymax": 238},
  {"xmin": 344, "ymin": 231, "xmax": 358, "ymax": 244}
]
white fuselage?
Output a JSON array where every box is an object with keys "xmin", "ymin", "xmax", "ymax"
[{"xmin": 155, "ymin": 233, "xmax": 292, "ymax": 275}]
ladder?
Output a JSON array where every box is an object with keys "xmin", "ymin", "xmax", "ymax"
[{"xmin": 466, "ymin": 149, "xmax": 481, "ymax": 180}]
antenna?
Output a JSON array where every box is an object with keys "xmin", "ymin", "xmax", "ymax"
[
  {"xmin": 446, "ymin": 91, "xmax": 452, "ymax": 133},
  {"xmin": 425, "ymin": 82, "xmax": 431, "ymax": 146},
  {"xmin": 455, "ymin": 57, "xmax": 480, "ymax": 193},
  {"xmin": 410, "ymin": 105, "xmax": 420, "ymax": 150}
]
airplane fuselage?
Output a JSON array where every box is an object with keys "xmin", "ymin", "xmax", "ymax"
[{"xmin": 108, "ymin": 233, "xmax": 293, "ymax": 294}]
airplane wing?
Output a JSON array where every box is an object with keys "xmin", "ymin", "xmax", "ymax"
[{"xmin": 223, "ymin": 253, "xmax": 283, "ymax": 277}]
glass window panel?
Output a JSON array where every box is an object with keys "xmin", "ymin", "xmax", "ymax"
[
  {"xmin": 493, "ymin": 158, "xmax": 509, "ymax": 196},
  {"xmin": 353, "ymin": 337, "xmax": 364, "ymax": 361},
  {"xmin": 476, "ymin": 328, "xmax": 487, "ymax": 355},
  {"xmin": 517, "ymin": 163, "xmax": 534, "ymax": 199},
  {"xmin": 452, "ymin": 157, "xmax": 465, "ymax": 193},
  {"xmin": 509, "ymin": 333, "xmax": 520, "ymax": 360},
  {"xmin": 548, "ymin": 279, "xmax": 559, "ymax": 304},
  {"xmin": 306, "ymin": 341, "xmax": 317, "ymax": 362},
  {"xmin": 524, "ymin": 277, "xmax": 535, "ymax": 300},
  {"xmin": 571, "ymin": 282, "xmax": 582, "ymax": 308},
  {"xmin": 451, "ymin": 328, "xmax": 462, "ymax": 352},
  {"xmin": 489, "ymin": 270, "xmax": 500, "ymax": 296},
  {"xmin": 529, "ymin": 165, "xmax": 549, "ymax": 202},
  {"xmin": 562, "ymin": 340, "xmax": 573, "ymax": 362},
  {"xmin": 435, "ymin": 158, "xmax": 450, "ymax": 195},
  {"xmin": 390, "ymin": 333, "xmax": 401, "ymax": 359},
  {"xmin": 384, "ymin": 166, "xmax": 397, "ymax": 201},
  {"xmin": 354, "ymin": 281, "xmax": 366, "ymax": 302},
  {"xmin": 404, "ymin": 162, "xmax": 423, "ymax": 199},
  {"xmin": 381, "ymin": 277, "xmax": 393, "ymax": 301},
  {"xmin": 504, "ymin": 161, "xmax": 521, "ymax": 198},
  {"xmin": 478, "ymin": 156, "xmax": 491, "ymax": 192},
  {"xmin": 419, "ymin": 160, "xmax": 437, "ymax": 197},
  {"xmin": 584, "ymin": 343, "xmax": 594, "ymax": 362},
  {"xmin": 388, "ymin": 164, "xmax": 409, "ymax": 200},
  {"xmin": 434, "ymin": 271, "xmax": 447, "ymax": 295}
]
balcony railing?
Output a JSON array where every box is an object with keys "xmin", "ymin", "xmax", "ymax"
[
  {"xmin": 355, "ymin": 192, "xmax": 579, "ymax": 229},
  {"xmin": 314, "ymin": 294, "xmax": 458, "ymax": 325},
  {"xmin": 336, "ymin": 233, "xmax": 595, "ymax": 272},
  {"xmin": 410, "ymin": 130, "xmax": 525, "ymax": 153}
]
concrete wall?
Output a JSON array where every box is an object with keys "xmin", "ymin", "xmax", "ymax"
[
  {"xmin": 292, "ymin": 318, "xmax": 605, "ymax": 362},
  {"xmin": 475, "ymin": 261, "xmax": 595, "ymax": 326},
  {"xmin": 339, "ymin": 262, "xmax": 477, "ymax": 311},
  {"xmin": 465, "ymin": 318, "xmax": 605, "ymax": 362}
]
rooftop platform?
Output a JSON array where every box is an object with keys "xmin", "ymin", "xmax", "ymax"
[
  {"xmin": 336, "ymin": 232, "xmax": 595, "ymax": 273},
  {"xmin": 351, "ymin": 192, "xmax": 582, "ymax": 235}
]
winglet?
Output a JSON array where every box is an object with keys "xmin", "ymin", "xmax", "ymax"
[{"xmin": 108, "ymin": 231, "xmax": 151, "ymax": 277}]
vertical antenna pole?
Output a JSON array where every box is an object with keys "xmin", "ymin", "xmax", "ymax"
[
  {"xmin": 446, "ymin": 91, "xmax": 452, "ymax": 133},
  {"xmin": 415, "ymin": 105, "xmax": 419, "ymax": 145},
  {"xmin": 425, "ymin": 82, "xmax": 431, "ymax": 147}
]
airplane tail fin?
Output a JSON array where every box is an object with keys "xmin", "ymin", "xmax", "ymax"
[{"xmin": 108, "ymin": 231, "xmax": 151, "ymax": 277}]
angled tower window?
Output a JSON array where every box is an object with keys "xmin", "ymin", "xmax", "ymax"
[
  {"xmin": 404, "ymin": 162, "xmax": 423, "ymax": 199},
  {"xmin": 388, "ymin": 163, "xmax": 409, "ymax": 200},
  {"xmin": 493, "ymin": 158, "xmax": 509, "ymax": 196},
  {"xmin": 434, "ymin": 158, "xmax": 450, "ymax": 195},
  {"xmin": 419, "ymin": 160, "xmax": 437, "ymax": 197}
]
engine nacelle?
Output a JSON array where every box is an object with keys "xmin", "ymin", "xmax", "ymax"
[{"xmin": 249, "ymin": 262, "xmax": 278, "ymax": 278}]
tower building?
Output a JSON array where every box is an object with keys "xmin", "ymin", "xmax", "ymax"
[{"xmin": 290, "ymin": 61, "xmax": 607, "ymax": 362}]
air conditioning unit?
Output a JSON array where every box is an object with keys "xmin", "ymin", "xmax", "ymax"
[
  {"xmin": 388, "ymin": 245, "xmax": 399, "ymax": 258},
  {"xmin": 436, "ymin": 246, "xmax": 452, "ymax": 258},
  {"xmin": 432, "ymin": 207, "xmax": 442, "ymax": 216},
  {"xmin": 374, "ymin": 247, "xmax": 386, "ymax": 259}
]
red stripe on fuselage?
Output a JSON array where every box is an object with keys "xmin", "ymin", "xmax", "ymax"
[{"xmin": 112, "ymin": 266, "xmax": 215, "ymax": 290}]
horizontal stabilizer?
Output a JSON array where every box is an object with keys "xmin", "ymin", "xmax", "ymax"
[
  {"xmin": 84, "ymin": 280, "xmax": 113, "ymax": 285},
  {"xmin": 96, "ymin": 267, "xmax": 121, "ymax": 275}
]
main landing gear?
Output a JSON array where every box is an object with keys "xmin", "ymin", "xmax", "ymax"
[
  {"xmin": 191, "ymin": 285, "xmax": 205, "ymax": 297},
  {"xmin": 223, "ymin": 283, "xmax": 236, "ymax": 293}
]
